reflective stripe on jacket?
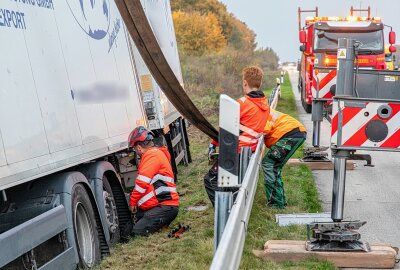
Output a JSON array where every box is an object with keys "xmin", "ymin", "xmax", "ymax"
[
  {"xmin": 130, "ymin": 146, "xmax": 179, "ymax": 210},
  {"xmin": 237, "ymin": 91, "xmax": 270, "ymax": 152},
  {"xmin": 263, "ymin": 109, "xmax": 307, "ymax": 148}
]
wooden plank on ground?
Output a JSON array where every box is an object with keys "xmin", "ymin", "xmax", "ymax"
[
  {"xmin": 287, "ymin": 159, "xmax": 355, "ymax": 170},
  {"xmin": 253, "ymin": 240, "xmax": 398, "ymax": 269}
]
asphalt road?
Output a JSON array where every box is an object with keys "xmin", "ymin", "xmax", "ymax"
[{"xmin": 287, "ymin": 69, "xmax": 400, "ymax": 252}]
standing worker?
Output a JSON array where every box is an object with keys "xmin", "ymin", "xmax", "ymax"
[
  {"xmin": 262, "ymin": 109, "xmax": 306, "ymax": 209},
  {"xmin": 127, "ymin": 126, "xmax": 179, "ymax": 236},
  {"xmin": 205, "ymin": 66, "xmax": 270, "ymax": 206}
]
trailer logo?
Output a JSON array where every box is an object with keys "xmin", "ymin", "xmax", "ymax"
[{"xmin": 66, "ymin": 0, "xmax": 111, "ymax": 40}]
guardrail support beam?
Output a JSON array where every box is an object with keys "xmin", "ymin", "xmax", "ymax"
[
  {"xmin": 211, "ymin": 138, "xmax": 264, "ymax": 270},
  {"xmin": 214, "ymin": 192, "xmax": 233, "ymax": 251}
]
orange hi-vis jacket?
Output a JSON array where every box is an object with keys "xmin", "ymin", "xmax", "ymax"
[
  {"xmin": 264, "ymin": 109, "xmax": 307, "ymax": 148},
  {"xmin": 237, "ymin": 91, "xmax": 270, "ymax": 152},
  {"xmin": 130, "ymin": 146, "xmax": 179, "ymax": 210},
  {"xmin": 212, "ymin": 90, "xmax": 270, "ymax": 152}
]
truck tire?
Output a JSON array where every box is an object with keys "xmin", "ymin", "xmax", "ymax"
[
  {"xmin": 102, "ymin": 175, "xmax": 120, "ymax": 245},
  {"xmin": 302, "ymin": 100, "xmax": 312, "ymax": 113},
  {"xmin": 301, "ymin": 87, "xmax": 312, "ymax": 113},
  {"xmin": 72, "ymin": 183, "xmax": 101, "ymax": 269},
  {"xmin": 298, "ymin": 77, "xmax": 302, "ymax": 93}
]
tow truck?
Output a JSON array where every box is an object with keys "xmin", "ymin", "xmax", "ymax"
[{"xmin": 297, "ymin": 6, "xmax": 396, "ymax": 113}]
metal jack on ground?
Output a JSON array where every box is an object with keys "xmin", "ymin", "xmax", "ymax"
[
  {"xmin": 302, "ymin": 106, "xmax": 330, "ymax": 161},
  {"xmin": 307, "ymin": 220, "xmax": 370, "ymax": 252},
  {"xmin": 307, "ymin": 138, "xmax": 369, "ymax": 252},
  {"xmin": 303, "ymin": 89, "xmax": 330, "ymax": 162},
  {"xmin": 307, "ymin": 38, "xmax": 368, "ymax": 252},
  {"xmin": 303, "ymin": 62, "xmax": 330, "ymax": 162}
]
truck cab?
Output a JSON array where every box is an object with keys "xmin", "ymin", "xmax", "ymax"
[
  {"xmin": 313, "ymin": 20, "xmax": 386, "ymax": 69},
  {"xmin": 297, "ymin": 6, "xmax": 396, "ymax": 113}
]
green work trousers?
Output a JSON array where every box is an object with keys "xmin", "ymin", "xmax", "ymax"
[{"xmin": 262, "ymin": 136, "xmax": 305, "ymax": 208}]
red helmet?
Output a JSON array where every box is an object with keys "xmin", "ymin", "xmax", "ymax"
[{"xmin": 128, "ymin": 126, "xmax": 154, "ymax": 147}]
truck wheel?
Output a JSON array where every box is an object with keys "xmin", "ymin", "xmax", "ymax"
[
  {"xmin": 72, "ymin": 184, "xmax": 101, "ymax": 268},
  {"xmin": 301, "ymin": 88, "xmax": 312, "ymax": 113},
  {"xmin": 102, "ymin": 175, "xmax": 120, "ymax": 245},
  {"xmin": 302, "ymin": 100, "xmax": 312, "ymax": 113},
  {"xmin": 298, "ymin": 78, "xmax": 302, "ymax": 93}
]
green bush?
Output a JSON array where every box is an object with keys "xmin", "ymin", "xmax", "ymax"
[{"xmin": 182, "ymin": 48, "xmax": 280, "ymax": 110}]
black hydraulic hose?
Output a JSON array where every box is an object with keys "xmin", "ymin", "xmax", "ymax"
[{"xmin": 114, "ymin": 0, "xmax": 219, "ymax": 141}]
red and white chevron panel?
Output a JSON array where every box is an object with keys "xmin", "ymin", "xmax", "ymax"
[
  {"xmin": 312, "ymin": 69, "xmax": 336, "ymax": 99},
  {"xmin": 331, "ymin": 98, "xmax": 400, "ymax": 150}
]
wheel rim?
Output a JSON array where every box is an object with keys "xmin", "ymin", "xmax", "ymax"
[
  {"xmin": 103, "ymin": 190, "xmax": 118, "ymax": 234},
  {"xmin": 75, "ymin": 202, "xmax": 95, "ymax": 267}
]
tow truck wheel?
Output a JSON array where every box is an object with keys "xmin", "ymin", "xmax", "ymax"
[
  {"xmin": 298, "ymin": 77, "xmax": 302, "ymax": 93},
  {"xmin": 301, "ymin": 88, "xmax": 312, "ymax": 113},
  {"xmin": 72, "ymin": 184, "xmax": 101, "ymax": 269},
  {"xmin": 302, "ymin": 100, "xmax": 312, "ymax": 113}
]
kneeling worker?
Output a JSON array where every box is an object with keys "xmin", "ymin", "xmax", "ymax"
[
  {"xmin": 262, "ymin": 109, "xmax": 306, "ymax": 209},
  {"xmin": 128, "ymin": 126, "xmax": 179, "ymax": 235}
]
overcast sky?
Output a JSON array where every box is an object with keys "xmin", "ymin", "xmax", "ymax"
[{"xmin": 219, "ymin": 0, "xmax": 400, "ymax": 62}]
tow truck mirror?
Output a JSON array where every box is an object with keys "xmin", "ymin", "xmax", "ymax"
[
  {"xmin": 299, "ymin": 30, "xmax": 306, "ymax": 43},
  {"xmin": 389, "ymin": 31, "xmax": 396, "ymax": 44},
  {"xmin": 389, "ymin": 45, "xmax": 397, "ymax": 53},
  {"xmin": 299, "ymin": 44, "xmax": 306, "ymax": 52}
]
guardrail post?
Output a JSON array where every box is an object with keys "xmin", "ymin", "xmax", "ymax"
[
  {"xmin": 239, "ymin": 147, "xmax": 252, "ymax": 184},
  {"xmin": 269, "ymin": 83, "xmax": 281, "ymax": 110},
  {"xmin": 214, "ymin": 94, "xmax": 240, "ymax": 251},
  {"xmin": 214, "ymin": 192, "xmax": 233, "ymax": 251},
  {"xmin": 210, "ymin": 138, "xmax": 264, "ymax": 270}
]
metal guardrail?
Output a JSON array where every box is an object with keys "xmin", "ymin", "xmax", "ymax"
[
  {"xmin": 210, "ymin": 138, "xmax": 265, "ymax": 270},
  {"xmin": 211, "ymin": 79, "xmax": 282, "ymax": 270},
  {"xmin": 269, "ymin": 84, "xmax": 281, "ymax": 110}
]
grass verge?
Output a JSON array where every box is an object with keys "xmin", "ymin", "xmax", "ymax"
[{"xmin": 98, "ymin": 74, "xmax": 334, "ymax": 270}]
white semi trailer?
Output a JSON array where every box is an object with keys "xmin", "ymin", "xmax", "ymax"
[
  {"xmin": 0, "ymin": 0, "xmax": 188, "ymax": 269},
  {"xmin": 131, "ymin": 0, "xmax": 190, "ymax": 179}
]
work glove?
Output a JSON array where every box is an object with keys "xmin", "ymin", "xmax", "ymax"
[{"xmin": 208, "ymin": 143, "xmax": 217, "ymax": 161}]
